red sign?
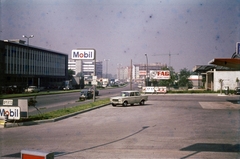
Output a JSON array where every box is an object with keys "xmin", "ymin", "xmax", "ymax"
[
  {"xmin": 139, "ymin": 71, "xmax": 146, "ymax": 76},
  {"xmin": 150, "ymin": 70, "xmax": 170, "ymax": 79}
]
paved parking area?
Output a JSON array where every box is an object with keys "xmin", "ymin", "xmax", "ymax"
[{"xmin": 1, "ymin": 94, "xmax": 240, "ymax": 159}]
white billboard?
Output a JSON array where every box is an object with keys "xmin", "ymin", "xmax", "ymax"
[
  {"xmin": 72, "ymin": 49, "xmax": 95, "ymax": 60},
  {"xmin": 142, "ymin": 87, "xmax": 167, "ymax": 93},
  {"xmin": 150, "ymin": 70, "xmax": 170, "ymax": 79}
]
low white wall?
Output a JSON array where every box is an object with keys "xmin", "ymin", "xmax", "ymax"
[{"xmin": 214, "ymin": 70, "xmax": 240, "ymax": 91}]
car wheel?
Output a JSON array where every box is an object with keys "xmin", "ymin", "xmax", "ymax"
[
  {"xmin": 140, "ymin": 100, "xmax": 145, "ymax": 105},
  {"xmin": 112, "ymin": 104, "xmax": 116, "ymax": 107},
  {"xmin": 122, "ymin": 101, "xmax": 128, "ymax": 107}
]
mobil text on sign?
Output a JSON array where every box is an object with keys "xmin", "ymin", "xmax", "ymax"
[
  {"xmin": 150, "ymin": 70, "xmax": 170, "ymax": 79},
  {"xmin": 72, "ymin": 49, "xmax": 95, "ymax": 60},
  {"xmin": 0, "ymin": 106, "xmax": 20, "ymax": 120}
]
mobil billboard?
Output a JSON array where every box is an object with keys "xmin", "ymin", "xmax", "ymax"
[{"xmin": 72, "ymin": 49, "xmax": 95, "ymax": 60}]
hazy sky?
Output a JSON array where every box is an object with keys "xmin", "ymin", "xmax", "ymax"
[{"xmin": 1, "ymin": 0, "xmax": 240, "ymax": 74}]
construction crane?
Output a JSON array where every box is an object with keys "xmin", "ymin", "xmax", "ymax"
[{"xmin": 152, "ymin": 52, "xmax": 179, "ymax": 68}]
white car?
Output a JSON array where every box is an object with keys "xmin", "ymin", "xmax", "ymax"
[
  {"xmin": 25, "ymin": 86, "xmax": 40, "ymax": 93},
  {"xmin": 110, "ymin": 90, "xmax": 148, "ymax": 106}
]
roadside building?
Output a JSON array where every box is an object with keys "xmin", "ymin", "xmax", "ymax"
[
  {"xmin": 193, "ymin": 65, "xmax": 240, "ymax": 91},
  {"xmin": 188, "ymin": 74, "xmax": 203, "ymax": 89},
  {"xmin": 0, "ymin": 40, "xmax": 68, "ymax": 90}
]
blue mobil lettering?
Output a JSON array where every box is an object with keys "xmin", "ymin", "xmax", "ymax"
[
  {"xmin": 0, "ymin": 107, "xmax": 20, "ymax": 120},
  {"xmin": 72, "ymin": 50, "xmax": 95, "ymax": 59}
]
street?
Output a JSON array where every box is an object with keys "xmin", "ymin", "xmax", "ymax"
[
  {"xmin": 26, "ymin": 86, "xmax": 133, "ymax": 115},
  {"xmin": 1, "ymin": 94, "xmax": 240, "ymax": 159}
]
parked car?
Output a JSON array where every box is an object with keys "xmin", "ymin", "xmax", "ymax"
[
  {"xmin": 25, "ymin": 86, "xmax": 40, "ymax": 93},
  {"xmin": 234, "ymin": 87, "xmax": 240, "ymax": 95},
  {"xmin": 110, "ymin": 90, "xmax": 148, "ymax": 107}
]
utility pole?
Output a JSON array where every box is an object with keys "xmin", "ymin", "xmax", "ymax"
[
  {"xmin": 130, "ymin": 59, "xmax": 132, "ymax": 90},
  {"xmin": 145, "ymin": 54, "xmax": 148, "ymax": 86},
  {"xmin": 153, "ymin": 52, "xmax": 179, "ymax": 68}
]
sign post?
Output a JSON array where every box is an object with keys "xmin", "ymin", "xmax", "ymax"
[{"xmin": 72, "ymin": 49, "xmax": 96, "ymax": 102}]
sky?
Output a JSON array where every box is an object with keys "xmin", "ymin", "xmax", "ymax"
[{"xmin": 1, "ymin": 0, "xmax": 240, "ymax": 75}]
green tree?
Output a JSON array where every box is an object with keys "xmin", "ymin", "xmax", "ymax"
[
  {"xmin": 68, "ymin": 69, "xmax": 75, "ymax": 80},
  {"xmin": 178, "ymin": 68, "xmax": 192, "ymax": 87}
]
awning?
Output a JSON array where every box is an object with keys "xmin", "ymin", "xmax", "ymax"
[
  {"xmin": 193, "ymin": 65, "xmax": 215, "ymax": 72},
  {"xmin": 209, "ymin": 58, "xmax": 240, "ymax": 69}
]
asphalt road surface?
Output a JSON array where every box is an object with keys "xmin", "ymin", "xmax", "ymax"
[
  {"xmin": 1, "ymin": 94, "xmax": 240, "ymax": 159},
  {"xmin": 27, "ymin": 85, "xmax": 136, "ymax": 115}
]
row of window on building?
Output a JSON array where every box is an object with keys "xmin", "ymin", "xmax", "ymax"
[{"xmin": 5, "ymin": 45, "xmax": 66, "ymax": 76}]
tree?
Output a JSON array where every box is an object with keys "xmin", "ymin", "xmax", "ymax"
[
  {"xmin": 178, "ymin": 68, "xmax": 192, "ymax": 88},
  {"xmin": 68, "ymin": 69, "xmax": 75, "ymax": 80},
  {"xmin": 236, "ymin": 77, "xmax": 239, "ymax": 87},
  {"xmin": 79, "ymin": 76, "xmax": 85, "ymax": 89}
]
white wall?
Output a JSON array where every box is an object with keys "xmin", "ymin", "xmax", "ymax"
[{"xmin": 214, "ymin": 69, "xmax": 240, "ymax": 91}]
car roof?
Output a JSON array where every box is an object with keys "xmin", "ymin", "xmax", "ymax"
[{"xmin": 121, "ymin": 90, "xmax": 139, "ymax": 93}]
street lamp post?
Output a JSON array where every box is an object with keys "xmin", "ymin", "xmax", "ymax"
[
  {"xmin": 23, "ymin": 35, "xmax": 34, "ymax": 87},
  {"xmin": 145, "ymin": 54, "xmax": 148, "ymax": 86}
]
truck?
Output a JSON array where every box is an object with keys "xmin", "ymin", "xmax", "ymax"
[{"xmin": 110, "ymin": 90, "xmax": 148, "ymax": 107}]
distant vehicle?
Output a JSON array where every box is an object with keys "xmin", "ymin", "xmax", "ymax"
[
  {"xmin": 89, "ymin": 87, "xmax": 99, "ymax": 96},
  {"xmin": 61, "ymin": 80, "xmax": 73, "ymax": 90},
  {"xmin": 2, "ymin": 85, "xmax": 24, "ymax": 94},
  {"xmin": 110, "ymin": 90, "xmax": 148, "ymax": 107},
  {"xmin": 80, "ymin": 89, "xmax": 93, "ymax": 99},
  {"xmin": 138, "ymin": 84, "xmax": 142, "ymax": 89},
  {"xmin": 234, "ymin": 87, "xmax": 240, "ymax": 95},
  {"xmin": 25, "ymin": 86, "xmax": 40, "ymax": 93}
]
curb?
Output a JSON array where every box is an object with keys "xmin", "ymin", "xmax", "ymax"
[{"xmin": 3, "ymin": 103, "xmax": 110, "ymax": 128}]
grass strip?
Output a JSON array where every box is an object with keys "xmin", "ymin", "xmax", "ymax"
[
  {"xmin": 16, "ymin": 98, "xmax": 110, "ymax": 122},
  {"xmin": 0, "ymin": 90, "xmax": 81, "ymax": 99}
]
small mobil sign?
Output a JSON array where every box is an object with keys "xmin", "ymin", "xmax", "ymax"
[
  {"xmin": 0, "ymin": 106, "xmax": 20, "ymax": 120},
  {"xmin": 150, "ymin": 70, "xmax": 170, "ymax": 79},
  {"xmin": 72, "ymin": 49, "xmax": 95, "ymax": 60}
]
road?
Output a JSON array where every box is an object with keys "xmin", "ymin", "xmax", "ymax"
[
  {"xmin": 1, "ymin": 94, "xmax": 240, "ymax": 159},
  {"xmin": 27, "ymin": 85, "xmax": 136, "ymax": 115}
]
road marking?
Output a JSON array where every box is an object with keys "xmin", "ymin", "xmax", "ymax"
[{"xmin": 199, "ymin": 102, "xmax": 240, "ymax": 109}]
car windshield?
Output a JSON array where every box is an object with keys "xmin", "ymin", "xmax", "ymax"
[{"xmin": 121, "ymin": 92, "xmax": 130, "ymax": 97}]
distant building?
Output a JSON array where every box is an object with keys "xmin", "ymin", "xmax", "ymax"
[
  {"xmin": 0, "ymin": 40, "xmax": 68, "ymax": 89},
  {"xmin": 188, "ymin": 75, "xmax": 203, "ymax": 89},
  {"xmin": 68, "ymin": 59, "xmax": 103, "ymax": 79},
  {"xmin": 132, "ymin": 62, "xmax": 167, "ymax": 82}
]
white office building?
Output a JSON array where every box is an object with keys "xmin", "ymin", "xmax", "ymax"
[{"xmin": 68, "ymin": 59, "xmax": 103, "ymax": 79}]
